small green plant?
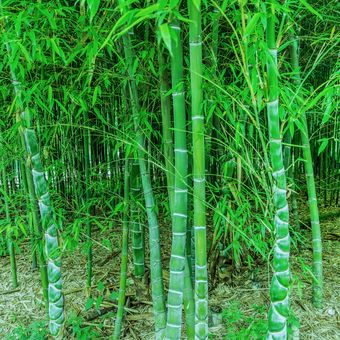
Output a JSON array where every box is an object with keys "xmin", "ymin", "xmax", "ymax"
[
  {"xmin": 222, "ymin": 302, "xmax": 267, "ymax": 339},
  {"xmin": 67, "ymin": 312, "xmax": 101, "ymax": 339},
  {"xmin": 6, "ymin": 320, "xmax": 49, "ymax": 340}
]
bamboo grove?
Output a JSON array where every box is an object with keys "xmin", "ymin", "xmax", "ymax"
[{"xmin": 0, "ymin": 0, "xmax": 339, "ymax": 339}]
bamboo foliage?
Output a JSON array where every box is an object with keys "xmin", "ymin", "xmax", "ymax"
[{"xmin": 0, "ymin": 1, "xmax": 338, "ymax": 339}]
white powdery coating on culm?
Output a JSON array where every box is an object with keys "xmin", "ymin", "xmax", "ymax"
[
  {"xmin": 170, "ymin": 25, "xmax": 180, "ymax": 31},
  {"xmin": 173, "ymin": 212, "xmax": 187, "ymax": 218},
  {"xmin": 193, "ymin": 177, "xmax": 205, "ymax": 183},
  {"xmin": 274, "ymin": 245, "xmax": 289, "ymax": 255},
  {"xmin": 168, "ymin": 289, "xmax": 183, "ymax": 296},
  {"xmin": 172, "ymin": 91, "xmax": 185, "ymax": 97},
  {"xmin": 269, "ymin": 48, "xmax": 278, "ymax": 60},
  {"xmin": 272, "ymin": 168, "xmax": 284, "ymax": 180},
  {"xmin": 173, "ymin": 232, "xmax": 186, "ymax": 236},
  {"xmin": 171, "ymin": 254, "xmax": 186, "ymax": 260},
  {"xmin": 274, "ymin": 215, "xmax": 288, "ymax": 228},
  {"xmin": 276, "ymin": 205, "xmax": 289, "ymax": 214},
  {"xmin": 175, "ymin": 188, "xmax": 188, "ymax": 193},
  {"xmin": 174, "ymin": 148, "xmax": 188, "ymax": 153},
  {"xmin": 267, "ymin": 98, "xmax": 279, "ymax": 109},
  {"xmin": 189, "ymin": 41, "xmax": 202, "ymax": 46}
]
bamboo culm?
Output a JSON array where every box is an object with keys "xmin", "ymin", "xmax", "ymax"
[
  {"xmin": 266, "ymin": 2, "xmax": 291, "ymax": 338},
  {"xmin": 3, "ymin": 28, "xmax": 64, "ymax": 337},
  {"xmin": 118, "ymin": 1, "xmax": 166, "ymax": 337},
  {"xmin": 114, "ymin": 157, "xmax": 130, "ymax": 339},
  {"xmin": 130, "ymin": 158, "xmax": 145, "ymax": 278},
  {"xmin": 165, "ymin": 19, "xmax": 189, "ymax": 339},
  {"xmin": 188, "ymin": 0, "xmax": 209, "ymax": 338},
  {"xmin": 289, "ymin": 33, "xmax": 323, "ymax": 308}
]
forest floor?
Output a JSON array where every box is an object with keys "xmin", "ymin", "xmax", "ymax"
[{"xmin": 0, "ymin": 204, "xmax": 339, "ymax": 339}]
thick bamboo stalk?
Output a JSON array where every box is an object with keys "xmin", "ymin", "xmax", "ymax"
[
  {"xmin": 266, "ymin": 2, "xmax": 291, "ymax": 338},
  {"xmin": 164, "ymin": 19, "xmax": 189, "ymax": 339},
  {"xmin": 188, "ymin": 1, "xmax": 208, "ymax": 338},
  {"xmin": 3, "ymin": 29, "xmax": 64, "ymax": 338}
]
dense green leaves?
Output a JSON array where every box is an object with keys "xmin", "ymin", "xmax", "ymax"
[{"xmin": 0, "ymin": 0, "xmax": 338, "ymax": 339}]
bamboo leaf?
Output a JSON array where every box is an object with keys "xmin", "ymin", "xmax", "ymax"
[
  {"xmin": 85, "ymin": 297, "xmax": 94, "ymax": 310},
  {"xmin": 95, "ymin": 295, "xmax": 104, "ymax": 310},
  {"xmin": 300, "ymin": 0, "xmax": 323, "ymax": 20},
  {"xmin": 303, "ymin": 86, "xmax": 333, "ymax": 113},
  {"xmin": 92, "ymin": 86, "xmax": 101, "ymax": 106},
  {"xmin": 159, "ymin": 23, "xmax": 172, "ymax": 55},
  {"xmin": 193, "ymin": 0, "xmax": 200, "ymax": 10},
  {"xmin": 135, "ymin": 3, "xmax": 159, "ymax": 18},
  {"xmin": 244, "ymin": 13, "xmax": 261, "ymax": 37},
  {"xmin": 170, "ymin": 0, "xmax": 180, "ymax": 8},
  {"xmin": 87, "ymin": 0, "xmax": 100, "ymax": 23},
  {"xmin": 318, "ymin": 138, "xmax": 328, "ymax": 155}
]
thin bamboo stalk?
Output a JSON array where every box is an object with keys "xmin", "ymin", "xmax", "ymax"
[
  {"xmin": 290, "ymin": 33, "xmax": 323, "ymax": 308},
  {"xmin": 118, "ymin": 2, "xmax": 166, "ymax": 337},
  {"xmin": 114, "ymin": 156, "xmax": 130, "ymax": 339}
]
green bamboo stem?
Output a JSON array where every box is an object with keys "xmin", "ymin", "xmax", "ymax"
[
  {"xmin": 158, "ymin": 24, "xmax": 195, "ymax": 339},
  {"xmin": 164, "ymin": 19, "xmax": 189, "ymax": 339},
  {"xmin": 84, "ymin": 110, "xmax": 93, "ymax": 289},
  {"xmin": 84, "ymin": 53, "xmax": 96, "ymax": 290},
  {"xmin": 1, "ymin": 168, "xmax": 18, "ymax": 288},
  {"xmin": 114, "ymin": 157, "xmax": 130, "ymax": 339},
  {"xmin": 188, "ymin": 1, "xmax": 208, "ymax": 338},
  {"xmin": 289, "ymin": 33, "xmax": 323, "ymax": 308},
  {"xmin": 18, "ymin": 157, "xmax": 37, "ymax": 270},
  {"xmin": 158, "ymin": 48, "xmax": 175, "ymax": 214},
  {"xmin": 23, "ymin": 153, "xmax": 49, "ymax": 309},
  {"xmin": 130, "ymin": 158, "xmax": 145, "ymax": 278},
  {"xmin": 205, "ymin": 7, "xmax": 220, "ymax": 180},
  {"xmin": 183, "ymin": 259, "xmax": 195, "ymax": 339},
  {"xmin": 266, "ymin": 2, "xmax": 291, "ymax": 338},
  {"xmin": 118, "ymin": 2, "xmax": 166, "ymax": 337},
  {"xmin": 3, "ymin": 31, "xmax": 64, "ymax": 338},
  {"xmin": 290, "ymin": 136, "xmax": 300, "ymax": 232}
]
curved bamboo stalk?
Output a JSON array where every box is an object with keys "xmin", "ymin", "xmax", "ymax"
[{"xmin": 2, "ymin": 22, "xmax": 65, "ymax": 338}]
